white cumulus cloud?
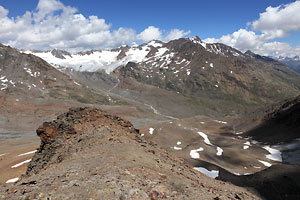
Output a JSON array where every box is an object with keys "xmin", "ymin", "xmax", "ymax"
[
  {"xmin": 204, "ymin": 1, "xmax": 300, "ymax": 57},
  {"xmin": 163, "ymin": 29, "xmax": 191, "ymax": 42},
  {"xmin": 252, "ymin": 1, "xmax": 300, "ymax": 39},
  {"xmin": 137, "ymin": 26, "xmax": 190, "ymax": 43},
  {"xmin": 137, "ymin": 26, "xmax": 162, "ymax": 42},
  {"xmin": 0, "ymin": 0, "xmax": 190, "ymax": 52}
]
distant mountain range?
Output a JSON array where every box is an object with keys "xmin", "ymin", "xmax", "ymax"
[
  {"xmin": 275, "ymin": 56, "xmax": 300, "ymax": 74},
  {"xmin": 19, "ymin": 37, "xmax": 300, "ymax": 118}
]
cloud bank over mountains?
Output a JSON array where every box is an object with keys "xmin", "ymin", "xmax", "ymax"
[
  {"xmin": 205, "ymin": 1, "xmax": 300, "ymax": 57},
  {"xmin": 0, "ymin": 0, "xmax": 190, "ymax": 52}
]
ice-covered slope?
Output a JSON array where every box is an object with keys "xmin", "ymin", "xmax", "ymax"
[
  {"xmin": 24, "ymin": 40, "xmax": 167, "ymax": 73},
  {"xmin": 24, "ymin": 37, "xmax": 242, "ymax": 74}
]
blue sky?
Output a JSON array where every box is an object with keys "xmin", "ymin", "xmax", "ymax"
[{"xmin": 0, "ymin": 0, "xmax": 299, "ymax": 56}]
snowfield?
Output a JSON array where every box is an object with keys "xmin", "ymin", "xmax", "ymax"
[
  {"xmin": 24, "ymin": 40, "xmax": 167, "ymax": 74},
  {"xmin": 194, "ymin": 167, "xmax": 219, "ymax": 179},
  {"xmin": 263, "ymin": 146, "xmax": 282, "ymax": 162}
]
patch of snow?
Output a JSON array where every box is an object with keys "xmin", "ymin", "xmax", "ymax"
[
  {"xmin": 216, "ymin": 147, "xmax": 223, "ymax": 156},
  {"xmin": 183, "ymin": 60, "xmax": 191, "ymax": 67},
  {"xmin": 214, "ymin": 120, "xmax": 227, "ymax": 124},
  {"xmin": 243, "ymin": 145, "xmax": 249, "ymax": 150},
  {"xmin": 235, "ymin": 132, "xmax": 243, "ymax": 135},
  {"xmin": 149, "ymin": 128, "xmax": 154, "ymax": 135},
  {"xmin": 200, "ymin": 122, "xmax": 205, "ymax": 124},
  {"xmin": 230, "ymin": 70, "xmax": 233, "ymax": 74},
  {"xmin": 175, "ymin": 58, "xmax": 186, "ymax": 65},
  {"xmin": 148, "ymin": 40, "xmax": 163, "ymax": 48},
  {"xmin": 215, "ymin": 85, "xmax": 219, "ymax": 88},
  {"xmin": 186, "ymin": 71, "xmax": 190, "ymax": 75},
  {"xmin": 197, "ymin": 131, "xmax": 213, "ymax": 146},
  {"xmin": 177, "ymin": 141, "xmax": 182, "ymax": 145},
  {"xmin": 6, "ymin": 177, "xmax": 19, "ymax": 183},
  {"xmin": 141, "ymin": 134, "xmax": 144, "ymax": 137},
  {"xmin": 73, "ymin": 81, "xmax": 81, "ymax": 86},
  {"xmin": 263, "ymin": 146, "xmax": 282, "ymax": 162},
  {"xmin": 244, "ymin": 141, "xmax": 251, "ymax": 145},
  {"xmin": 251, "ymin": 140, "xmax": 259, "ymax": 144},
  {"xmin": 210, "ymin": 63, "xmax": 214, "ymax": 68},
  {"xmin": 254, "ymin": 166, "xmax": 261, "ymax": 169},
  {"xmin": 190, "ymin": 147, "xmax": 204, "ymax": 159},
  {"xmin": 11, "ymin": 159, "xmax": 32, "ymax": 168},
  {"xmin": 173, "ymin": 146, "xmax": 183, "ymax": 150},
  {"xmin": 0, "ymin": 153, "xmax": 5, "ymax": 157},
  {"xmin": 16, "ymin": 150, "xmax": 37, "ymax": 157},
  {"xmin": 258, "ymin": 160, "xmax": 272, "ymax": 167},
  {"xmin": 194, "ymin": 167, "xmax": 219, "ymax": 179},
  {"xmin": 1, "ymin": 78, "xmax": 8, "ymax": 83},
  {"xmin": 232, "ymin": 52, "xmax": 241, "ymax": 57},
  {"xmin": 189, "ymin": 37, "xmax": 207, "ymax": 48}
]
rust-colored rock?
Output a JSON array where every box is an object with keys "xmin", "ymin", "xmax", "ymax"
[{"xmin": 36, "ymin": 123, "xmax": 59, "ymax": 143}]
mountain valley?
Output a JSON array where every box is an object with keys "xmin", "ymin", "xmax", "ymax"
[{"xmin": 1, "ymin": 37, "xmax": 300, "ymax": 199}]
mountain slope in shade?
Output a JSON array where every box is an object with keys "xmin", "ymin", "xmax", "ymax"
[
  {"xmin": 235, "ymin": 95, "xmax": 300, "ymax": 144},
  {"xmin": 0, "ymin": 107, "xmax": 260, "ymax": 199}
]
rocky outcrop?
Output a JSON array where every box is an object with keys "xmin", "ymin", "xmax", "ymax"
[
  {"xmin": 1, "ymin": 107, "xmax": 260, "ymax": 199},
  {"xmin": 26, "ymin": 107, "xmax": 138, "ymax": 176},
  {"xmin": 50, "ymin": 49, "xmax": 72, "ymax": 59}
]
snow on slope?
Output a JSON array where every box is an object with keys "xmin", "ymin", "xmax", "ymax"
[
  {"xmin": 24, "ymin": 40, "xmax": 165, "ymax": 74},
  {"xmin": 23, "ymin": 36, "xmax": 244, "ymax": 74}
]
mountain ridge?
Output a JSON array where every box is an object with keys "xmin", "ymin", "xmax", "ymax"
[{"xmin": 0, "ymin": 107, "xmax": 260, "ymax": 199}]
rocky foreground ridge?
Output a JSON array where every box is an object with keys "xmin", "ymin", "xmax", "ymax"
[{"xmin": 1, "ymin": 107, "xmax": 260, "ymax": 199}]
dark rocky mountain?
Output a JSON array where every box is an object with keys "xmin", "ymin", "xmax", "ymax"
[
  {"xmin": 235, "ymin": 95, "xmax": 300, "ymax": 144},
  {"xmin": 0, "ymin": 107, "xmax": 260, "ymax": 199},
  {"xmin": 244, "ymin": 50, "xmax": 276, "ymax": 62},
  {"xmin": 50, "ymin": 49, "xmax": 72, "ymax": 59},
  {"xmin": 114, "ymin": 37, "xmax": 300, "ymax": 118}
]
